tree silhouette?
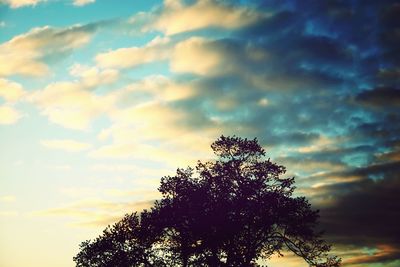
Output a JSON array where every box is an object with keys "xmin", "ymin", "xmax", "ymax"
[{"xmin": 74, "ymin": 136, "xmax": 341, "ymax": 267}]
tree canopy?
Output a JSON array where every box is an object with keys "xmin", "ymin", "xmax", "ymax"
[{"xmin": 74, "ymin": 136, "xmax": 341, "ymax": 267}]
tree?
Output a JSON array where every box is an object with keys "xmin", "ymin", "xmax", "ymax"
[{"xmin": 74, "ymin": 136, "xmax": 341, "ymax": 267}]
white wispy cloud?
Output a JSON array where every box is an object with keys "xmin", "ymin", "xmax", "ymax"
[
  {"xmin": 0, "ymin": 79, "xmax": 25, "ymax": 125},
  {"xmin": 30, "ymin": 82, "xmax": 100, "ymax": 129},
  {"xmin": 34, "ymin": 198, "xmax": 155, "ymax": 227},
  {"xmin": 0, "ymin": 78, "xmax": 26, "ymax": 102},
  {"xmin": 29, "ymin": 72, "xmax": 117, "ymax": 130},
  {"xmin": 72, "ymin": 0, "xmax": 95, "ymax": 7},
  {"xmin": 0, "ymin": 25, "xmax": 97, "ymax": 77},
  {"xmin": 40, "ymin": 139, "xmax": 92, "ymax": 152},
  {"xmin": 1, "ymin": 0, "xmax": 96, "ymax": 8},
  {"xmin": 85, "ymin": 74, "xmax": 220, "ymax": 167},
  {"xmin": 90, "ymin": 104, "xmax": 217, "ymax": 166},
  {"xmin": 0, "ymin": 0, "xmax": 43, "ymax": 8},
  {"xmin": 0, "ymin": 105, "xmax": 22, "ymax": 124}
]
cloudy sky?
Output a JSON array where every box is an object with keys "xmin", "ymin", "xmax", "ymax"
[{"xmin": 0, "ymin": 0, "xmax": 399, "ymax": 266}]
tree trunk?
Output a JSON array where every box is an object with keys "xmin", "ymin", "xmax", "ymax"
[
  {"xmin": 209, "ymin": 247, "xmax": 220, "ymax": 267},
  {"xmin": 182, "ymin": 257, "xmax": 188, "ymax": 267}
]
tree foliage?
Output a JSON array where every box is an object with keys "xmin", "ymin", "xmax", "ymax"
[{"xmin": 74, "ymin": 136, "xmax": 341, "ymax": 267}]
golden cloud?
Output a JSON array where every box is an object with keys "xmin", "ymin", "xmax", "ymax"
[
  {"xmin": 122, "ymin": 75, "xmax": 196, "ymax": 102},
  {"xmin": 29, "ymin": 64, "xmax": 118, "ymax": 130},
  {"xmin": 34, "ymin": 198, "xmax": 155, "ymax": 227},
  {"xmin": 170, "ymin": 37, "xmax": 223, "ymax": 75},
  {"xmin": 96, "ymin": 36, "xmax": 170, "ymax": 69},
  {"xmin": 0, "ymin": 25, "xmax": 95, "ymax": 77},
  {"xmin": 29, "ymin": 82, "xmax": 101, "ymax": 129},
  {"xmin": 86, "ymin": 76, "xmax": 222, "ymax": 167},
  {"xmin": 69, "ymin": 63, "xmax": 119, "ymax": 88},
  {"xmin": 343, "ymin": 244, "xmax": 400, "ymax": 265},
  {"xmin": 150, "ymin": 0, "xmax": 264, "ymax": 35}
]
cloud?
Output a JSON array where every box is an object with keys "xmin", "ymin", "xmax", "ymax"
[
  {"xmin": 275, "ymin": 156, "xmax": 346, "ymax": 177},
  {"xmin": 313, "ymin": 161, "xmax": 400, "ymax": 251},
  {"xmin": 0, "ymin": 79, "xmax": 25, "ymax": 125},
  {"xmin": 343, "ymin": 245, "xmax": 400, "ymax": 266},
  {"xmin": 96, "ymin": 76, "xmax": 196, "ymax": 143},
  {"xmin": 0, "ymin": 210, "xmax": 19, "ymax": 217},
  {"xmin": 29, "ymin": 82, "xmax": 101, "ymax": 129},
  {"xmin": 35, "ymin": 198, "xmax": 155, "ymax": 227},
  {"xmin": 95, "ymin": 28, "xmax": 340, "ymax": 93},
  {"xmin": 379, "ymin": 3, "xmax": 400, "ymax": 64},
  {"xmin": 264, "ymin": 252, "xmax": 308, "ymax": 267},
  {"xmin": 46, "ymin": 164, "xmax": 72, "ymax": 170},
  {"xmin": 72, "ymin": 0, "xmax": 95, "ymax": 7},
  {"xmin": 0, "ymin": 195, "xmax": 16, "ymax": 202},
  {"xmin": 170, "ymin": 37, "xmax": 224, "ymax": 75},
  {"xmin": 89, "ymin": 89, "xmax": 220, "ymax": 164},
  {"xmin": 116, "ymin": 75, "xmax": 196, "ymax": 103},
  {"xmin": 133, "ymin": 0, "xmax": 390, "ymax": 189},
  {"xmin": 40, "ymin": 139, "xmax": 92, "ymax": 152},
  {"xmin": 295, "ymin": 135, "xmax": 337, "ymax": 153},
  {"xmin": 89, "ymin": 164, "xmax": 138, "ymax": 172},
  {"xmin": 170, "ymin": 37, "xmax": 271, "ymax": 77},
  {"xmin": 148, "ymin": 0, "xmax": 265, "ymax": 35},
  {"xmin": 288, "ymin": 157, "xmax": 400, "ymax": 265},
  {"xmin": 104, "ymin": 189, "xmax": 160, "ymax": 199},
  {"xmin": 0, "ymin": 105, "xmax": 22, "ymax": 124},
  {"xmin": 58, "ymin": 186, "xmax": 161, "ymax": 200},
  {"xmin": 78, "ymin": 73, "xmax": 229, "ymax": 167},
  {"xmin": 96, "ymin": 35, "xmax": 258, "ymax": 76},
  {"xmin": 1, "ymin": 0, "xmax": 96, "ymax": 8},
  {"xmin": 355, "ymin": 87, "xmax": 400, "ymax": 110},
  {"xmin": 89, "ymin": 143, "xmax": 141, "ymax": 159},
  {"xmin": 29, "ymin": 64, "xmax": 118, "ymax": 130},
  {"xmin": 377, "ymin": 148, "xmax": 400, "ymax": 162},
  {"xmin": 68, "ymin": 63, "xmax": 119, "ymax": 87},
  {"xmin": 0, "ymin": 24, "xmax": 99, "ymax": 77},
  {"xmin": 95, "ymin": 36, "xmax": 171, "ymax": 69},
  {"xmin": 0, "ymin": 0, "xmax": 43, "ymax": 8},
  {"xmin": 0, "ymin": 78, "xmax": 26, "ymax": 102},
  {"xmin": 90, "ymin": 136, "xmax": 217, "ymax": 169},
  {"xmin": 169, "ymin": 36, "xmax": 343, "ymax": 95}
]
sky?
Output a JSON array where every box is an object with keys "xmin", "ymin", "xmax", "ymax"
[{"xmin": 0, "ymin": 0, "xmax": 399, "ymax": 266}]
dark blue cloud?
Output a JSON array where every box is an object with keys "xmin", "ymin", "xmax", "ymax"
[
  {"xmin": 163, "ymin": 1, "xmax": 400, "ymax": 264},
  {"xmin": 318, "ymin": 161, "xmax": 400, "ymax": 247}
]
